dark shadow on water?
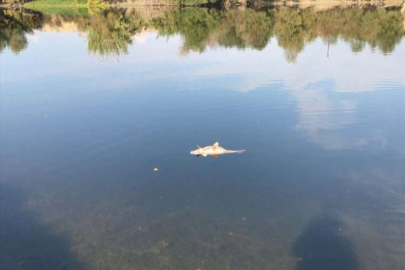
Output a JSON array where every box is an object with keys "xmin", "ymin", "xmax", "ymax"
[
  {"xmin": 0, "ymin": 183, "xmax": 84, "ymax": 270},
  {"xmin": 293, "ymin": 215, "xmax": 358, "ymax": 270}
]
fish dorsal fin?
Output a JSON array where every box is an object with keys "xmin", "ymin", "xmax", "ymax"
[
  {"xmin": 196, "ymin": 144, "xmax": 201, "ymax": 149},
  {"xmin": 213, "ymin": 142, "xmax": 219, "ymax": 147}
]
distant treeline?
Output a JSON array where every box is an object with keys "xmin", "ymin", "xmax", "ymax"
[
  {"xmin": 151, "ymin": 7, "xmax": 405, "ymax": 61},
  {"xmin": 1, "ymin": 7, "xmax": 404, "ymax": 60}
]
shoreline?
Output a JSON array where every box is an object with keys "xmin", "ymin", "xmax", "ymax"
[{"xmin": 18, "ymin": 0, "xmax": 404, "ymax": 9}]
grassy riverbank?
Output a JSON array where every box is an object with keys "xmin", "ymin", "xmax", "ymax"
[
  {"xmin": 18, "ymin": 0, "xmax": 405, "ymax": 13},
  {"xmin": 24, "ymin": 0, "xmax": 87, "ymax": 9},
  {"xmin": 22, "ymin": 0, "xmax": 213, "ymax": 10},
  {"xmin": 23, "ymin": 0, "xmax": 110, "ymax": 14}
]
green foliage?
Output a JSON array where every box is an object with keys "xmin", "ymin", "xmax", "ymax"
[
  {"xmin": 0, "ymin": 9, "xmax": 43, "ymax": 54},
  {"xmin": 152, "ymin": 8, "xmax": 220, "ymax": 53},
  {"xmin": 1, "ymin": 6, "xmax": 404, "ymax": 58},
  {"xmin": 215, "ymin": 9, "xmax": 274, "ymax": 50},
  {"xmin": 85, "ymin": 9, "xmax": 146, "ymax": 56},
  {"xmin": 313, "ymin": 7, "xmax": 405, "ymax": 55},
  {"xmin": 151, "ymin": 8, "xmax": 274, "ymax": 53},
  {"xmin": 25, "ymin": 6, "xmax": 89, "ymax": 15},
  {"xmin": 24, "ymin": 0, "xmax": 87, "ymax": 8},
  {"xmin": 150, "ymin": 6, "xmax": 405, "ymax": 60},
  {"xmin": 272, "ymin": 8, "xmax": 316, "ymax": 62}
]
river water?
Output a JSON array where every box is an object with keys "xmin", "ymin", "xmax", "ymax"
[{"xmin": 1, "ymin": 6, "xmax": 405, "ymax": 270}]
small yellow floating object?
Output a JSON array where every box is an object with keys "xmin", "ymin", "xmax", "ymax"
[{"xmin": 153, "ymin": 167, "xmax": 159, "ymax": 172}]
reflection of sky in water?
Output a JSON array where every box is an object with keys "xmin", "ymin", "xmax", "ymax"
[
  {"xmin": 4, "ymin": 32, "xmax": 405, "ymax": 90},
  {"xmin": 1, "ymin": 28, "xmax": 405, "ymax": 270},
  {"xmin": 2, "ymin": 31, "xmax": 404, "ymax": 152}
]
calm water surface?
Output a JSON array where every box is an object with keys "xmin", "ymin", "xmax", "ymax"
[{"xmin": 1, "ymin": 6, "xmax": 405, "ymax": 270}]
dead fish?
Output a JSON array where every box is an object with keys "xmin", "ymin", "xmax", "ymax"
[{"xmin": 190, "ymin": 142, "xmax": 245, "ymax": 158}]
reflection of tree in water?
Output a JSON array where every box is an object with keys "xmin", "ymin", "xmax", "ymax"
[
  {"xmin": 151, "ymin": 8, "xmax": 274, "ymax": 54},
  {"xmin": 1, "ymin": 7, "xmax": 404, "ymax": 58},
  {"xmin": 0, "ymin": 183, "xmax": 84, "ymax": 270},
  {"xmin": 293, "ymin": 214, "xmax": 358, "ymax": 270},
  {"xmin": 216, "ymin": 9, "xmax": 274, "ymax": 50},
  {"xmin": 151, "ymin": 8, "xmax": 219, "ymax": 54},
  {"xmin": 272, "ymin": 8, "xmax": 317, "ymax": 62},
  {"xmin": 0, "ymin": 8, "xmax": 43, "ymax": 54},
  {"xmin": 86, "ymin": 9, "xmax": 146, "ymax": 56},
  {"xmin": 0, "ymin": 8, "xmax": 146, "ymax": 56},
  {"xmin": 316, "ymin": 8, "xmax": 405, "ymax": 54},
  {"xmin": 152, "ymin": 7, "xmax": 405, "ymax": 61},
  {"xmin": 271, "ymin": 7, "xmax": 405, "ymax": 62}
]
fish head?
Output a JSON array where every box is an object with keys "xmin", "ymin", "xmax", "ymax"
[
  {"xmin": 190, "ymin": 145, "xmax": 203, "ymax": 156},
  {"xmin": 190, "ymin": 149, "xmax": 202, "ymax": 156}
]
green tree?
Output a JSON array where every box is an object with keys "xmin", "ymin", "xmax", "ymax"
[{"xmin": 0, "ymin": 9, "xmax": 43, "ymax": 54}]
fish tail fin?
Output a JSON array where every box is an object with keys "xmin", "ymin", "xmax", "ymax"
[{"xmin": 236, "ymin": 150, "xmax": 246, "ymax": 154}]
